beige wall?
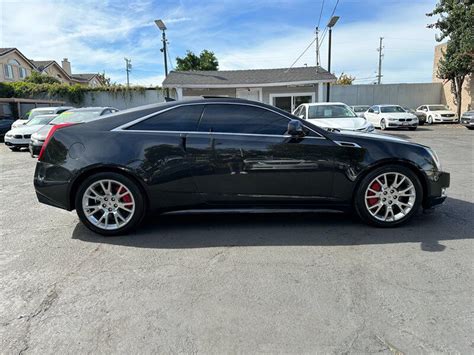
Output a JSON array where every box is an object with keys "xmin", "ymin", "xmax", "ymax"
[
  {"xmin": 433, "ymin": 43, "xmax": 473, "ymax": 112},
  {"xmin": 0, "ymin": 50, "xmax": 34, "ymax": 82},
  {"xmin": 43, "ymin": 63, "xmax": 71, "ymax": 84}
]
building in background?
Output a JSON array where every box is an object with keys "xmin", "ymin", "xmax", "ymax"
[
  {"xmin": 162, "ymin": 66, "xmax": 336, "ymax": 112},
  {"xmin": 0, "ymin": 48, "xmax": 104, "ymax": 87},
  {"xmin": 433, "ymin": 43, "xmax": 473, "ymax": 113}
]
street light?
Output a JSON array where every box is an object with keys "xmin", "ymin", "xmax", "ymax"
[
  {"xmin": 155, "ymin": 19, "xmax": 169, "ymax": 97},
  {"xmin": 326, "ymin": 16, "xmax": 339, "ymax": 102}
]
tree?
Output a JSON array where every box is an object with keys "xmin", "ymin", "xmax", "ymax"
[
  {"xmin": 427, "ymin": 0, "xmax": 474, "ymax": 118},
  {"xmin": 176, "ymin": 50, "xmax": 219, "ymax": 71},
  {"xmin": 24, "ymin": 71, "xmax": 61, "ymax": 84},
  {"xmin": 96, "ymin": 72, "xmax": 112, "ymax": 86},
  {"xmin": 336, "ymin": 73, "xmax": 355, "ymax": 85}
]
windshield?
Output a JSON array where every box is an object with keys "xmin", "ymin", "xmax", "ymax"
[
  {"xmin": 380, "ymin": 106, "xmax": 406, "ymax": 113},
  {"xmin": 51, "ymin": 110, "xmax": 101, "ymax": 124},
  {"xmin": 353, "ymin": 106, "xmax": 369, "ymax": 112},
  {"xmin": 429, "ymin": 105, "xmax": 449, "ymax": 111},
  {"xmin": 29, "ymin": 109, "xmax": 55, "ymax": 120},
  {"xmin": 26, "ymin": 115, "xmax": 55, "ymax": 126},
  {"xmin": 308, "ymin": 105, "xmax": 357, "ymax": 119}
]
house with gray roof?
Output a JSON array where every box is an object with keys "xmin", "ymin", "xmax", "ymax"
[{"xmin": 162, "ymin": 66, "xmax": 336, "ymax": 112}]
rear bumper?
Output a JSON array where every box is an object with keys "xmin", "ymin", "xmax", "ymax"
[
  {"xmin": 423, "ymin": 171, "xmax": 450, "ymax": 209},
  {"xmin": 34, "ymin": 161, "xmax": 73, "ymax": 210}
]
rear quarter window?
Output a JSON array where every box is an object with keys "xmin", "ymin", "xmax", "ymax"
[{"xmin": 127, "ymin": 105, "xmax": 204, "ymax": 131}]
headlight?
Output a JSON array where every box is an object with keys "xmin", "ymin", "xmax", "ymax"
[
  {"xmin": 433, "ymin": 113, "xmax": 441, "ymax": 118},
  {"xmin": 426, "ymin": 147, "xmax": 442, "ymax": 170}
]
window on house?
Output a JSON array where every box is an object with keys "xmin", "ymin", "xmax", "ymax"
[
  {"xmin": 19, "ymin": 67, "xmax": 27, "ymax": 79},
  {"xmin": 271, "ymin": 94, "xmax": 313, "ymax": 113},
  {"xmin": 4, "ymin": 64, "xmax": 14, "ymax": 79}
]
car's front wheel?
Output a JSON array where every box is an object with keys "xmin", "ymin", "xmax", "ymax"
[
  {"xmin": 427, "ymin": 115, "xmax": 433, "ymax": 125},
  {"xmin": 354, "ymin": 165, "xmax": 422, "ymax": 227},
  {"xmin": 380, "ymin": 118, "xmax": 387, "ymax": 130},
  {"xmin": 75, "ymin": 172, "xmax": 146, "ymax": 236}
]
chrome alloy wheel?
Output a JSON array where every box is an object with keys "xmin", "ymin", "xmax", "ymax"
[
  {"xmin": 364, "ymin": 172, "xmax": 416, "ymax": 222},
  {"xmin": 82, "ymin": 179, "xmax": 136, "ymax": 230}
]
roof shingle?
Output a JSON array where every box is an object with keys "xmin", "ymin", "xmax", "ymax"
[{"xmin": 163, "ymin": 66, "xmax": 335, "ymax": 87}]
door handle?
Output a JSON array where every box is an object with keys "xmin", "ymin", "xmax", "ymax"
[{"xmin": 180, "ymin": 133, "xmax": 187, "ymax": 152}]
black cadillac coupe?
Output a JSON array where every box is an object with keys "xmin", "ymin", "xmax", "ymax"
[{"xmin": 34, "ymin": 97, "xmax": 450, "ymax": 235}]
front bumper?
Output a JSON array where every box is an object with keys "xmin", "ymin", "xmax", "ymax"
[
  {"xmin": 461, "ymin": 118, "xmax": 474, "ymax": 127},
  {"xmin": 29, "ymin": 140, "xmax": 43, "ymax": 157},
  {"xmin": 4, "ymin": 136, "xmax": 30, "ymax": 147},
  {"xmin": 387, "ymin": 121, "xmax": 418, "ymax": 128},
  {"xmin": 423, "ymin": 171, "xmax": 450, "ymax": 209},
  {"xmin": 433, "ymin": 116, "xmax": 458, "ymax": 123}
]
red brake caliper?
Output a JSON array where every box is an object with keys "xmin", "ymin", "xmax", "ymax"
[
  {"xmin": 367, "ymin": 181, "xmax": 381, "ymax": 206},
  {"xmin": 118, "ymin": 186, "xmax": 132, "ymax": 204}
]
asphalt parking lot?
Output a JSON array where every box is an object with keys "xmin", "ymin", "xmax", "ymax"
[{"xmin": 1, "ymin": 124, "xmax": 472, "ymax": 354}]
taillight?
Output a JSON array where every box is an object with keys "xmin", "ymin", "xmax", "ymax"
[{"xmin": 38, "ymin": 123, "xmax": 77, "ymax": 161}]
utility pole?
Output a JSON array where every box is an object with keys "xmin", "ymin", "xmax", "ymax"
[
  {"xmin": 124, "ymin": 58, "xmax": 132, "ymax": 87},
  {"xmin": 315, "ymin": 27, "xmax": 320, "ymax": 68},
  {"xmin": 326, "ymin": 16, "xmax": 339, "ymax": 102},
  {"xmin": 376, "ymin": 37, "xmax": 384, "ymax": 84}
]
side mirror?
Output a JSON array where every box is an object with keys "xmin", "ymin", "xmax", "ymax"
[{"xmin": 287, "ymin": 120, "xmax": 305, "ymax": 137}]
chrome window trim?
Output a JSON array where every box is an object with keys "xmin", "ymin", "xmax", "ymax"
[
  {"xmin": 111, "ymin": 101, "xmax": 325, "ymax": 139},
  {"xmin": 334, "ymin": 141, "xmax": 362, "ymax": 148}
]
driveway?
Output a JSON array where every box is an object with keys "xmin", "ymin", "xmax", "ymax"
[{"xmin": 1, "ymin": 124, "xmax": 472, "ymax": 353}]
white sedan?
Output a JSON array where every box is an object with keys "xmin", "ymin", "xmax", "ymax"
[
  {"xmin": 364, "ymin": 105, "xmax": 418, "ymax": 130},
  {"xmin": 416, "ymin": 105, "xmax": 458, "ymax": 124},
  {"xmin": 293, "ymin": 102, "xmax": 374, "ymax": 132},
  {"xmin": 4, "ymin": 114, "xmax": 57, "ymax": 151}
]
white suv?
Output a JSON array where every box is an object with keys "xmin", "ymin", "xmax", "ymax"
[{"xmin": 416, "ymin": 105, "xmax": 458, "ymax": 125}]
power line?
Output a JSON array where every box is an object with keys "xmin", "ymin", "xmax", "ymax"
[
  {"xmin": 317, "ymin": 0, "xmax": 326, "ymax": 28},
  {"xmin": 318, "ymin": 0, "xmax": 341, "ymax": 48},
  {"xmin": 286, "ymin": 37, "xmax": 317, "ymax": 72}
]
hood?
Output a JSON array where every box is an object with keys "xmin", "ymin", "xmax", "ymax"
[
  {"xmin": 8, "ymin": 124, "xmax": 46, "ymax": 135},
  {"xmin": 307, "ymin": 117, "xmax": 369, "ymax": 131},
  {"xmin": 32, "ymin": 125, "xmax": 53, "ymax": 140},
  {"xmin": 380, "ymin": 112, "xmax": 417, "ymax": 119},
  {"xmin": 334, "ymin": 130, "xmax": 415, "ymax": 144},
  {"xmin": 430, "ymin": 110, "xmax": 455, "ymax": 115}
]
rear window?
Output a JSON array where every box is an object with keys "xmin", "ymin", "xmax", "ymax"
[{"xmin": 127, "ymin": 105, "xmax": 204, "ymax": 131}]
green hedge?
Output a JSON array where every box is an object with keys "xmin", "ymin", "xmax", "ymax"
[{"xmin": 0, "ymin": 82, "xmax": 161, "ymax": 104}]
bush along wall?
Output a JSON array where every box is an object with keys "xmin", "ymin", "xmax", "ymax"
[{"xmin": 0, "ymin": 82, "xmax": 161, "ymax": 105}]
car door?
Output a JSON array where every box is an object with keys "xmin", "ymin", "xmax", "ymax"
[
  {"xmin": 189, "ymin": 103, "xmax": 337, "ymax": 203},
  {"xmin": 365, "ymin": 106, "xmax": 376, "ymax": 125},
  {"xmin": 123, "ymin": 104, "xmax": 206, "ymax": 206}
]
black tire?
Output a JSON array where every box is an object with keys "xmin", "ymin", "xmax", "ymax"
[
  {"xmin": 75, "ymin": 172, "xmax": 146, "ymax": 236},
  {"xmin": 409, "ymin": 127, "xmax": 417, "ymax": 131},
  {"xmin": 467, "ymin": 127, "xmax": 474, "ymax": 130},
  {"xmin": 354, "ymin": 165, "xmax": 423, "ymax": 227},
  {"xmin": 380, "ymin": 118, "xmax": 387, "ymax": 130},
  {"xmin": 419, "ymin": 121, "xmax": 425, "ymax": 126},
  {"xmin": 9, "ymin": 147, "xmax": 20, "ymax": 152}
]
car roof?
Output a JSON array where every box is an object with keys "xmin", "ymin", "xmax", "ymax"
[
  {"xmin": 305, "ymin": 102, "xmax": 348, "ymax": 106},
  {"xmin": 31, "ymin": 106, "xmax": 73, "ymax": 111},
  {"xmin": 64, "ymin": 107, "xmax": 115, "ymax": 112}
]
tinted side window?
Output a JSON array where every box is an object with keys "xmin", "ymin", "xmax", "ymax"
[
  {"xmin": 373, "ymin": 106, "xmax": 380, "ymax": 114},
  {"xmin": 199, "ymin": 104, "xmax": 289, "ymax": 135},
  {"xmin": 128, "ymin": 105, "xmax": 204, "ymax": 131}
]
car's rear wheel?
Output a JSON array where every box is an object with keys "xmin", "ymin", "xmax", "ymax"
[
  {"xmin": 380, "ymin": 118, "xmax": 387, "ymax": 130},
  {"xmin": 355, "ymin": 165, "xmax": 422, "ymax": 227},
  {"xmin": 75, "ymin": 172, "xmax": 145, "ymax": 236}
]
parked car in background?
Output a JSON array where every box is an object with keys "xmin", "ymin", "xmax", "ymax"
[
  {"xmin": 33, "ymin": 97, "xmax": 449, "ymax": 235},
  {"xmin": 4, "ymin": 114, "xmax": 57, "ymax": 151},
  {"xmin": 350, "ymin": 105, "xmax": 371, "ymax": 118},
  {"xmin": 416, "ymin": 105, "xmax": 458, "ymax": 125},
  {"xmin": 365, "ymin": 105, "xmax": 418, "ymax": 131},
  {"xmin": 29, "ymin": 107, "xmax": 119, "ymax": 157},
  {"xmin": 11, "ymin": 106, "xmax": 73, "ymax": 129},
  {"xmin": 461, "ymin": 110, "xmax": 474, "ymax": 130},
  {"xmin": 403, "ymin": 107, "xmax": 426, "ymax": 125},
  {"xmin": 0, "ymin": 116, "xmax": 15, "ymax": 141},
  {"xmin": 293, "ymin": 102, "xmax": 374, "ymax": 132}
]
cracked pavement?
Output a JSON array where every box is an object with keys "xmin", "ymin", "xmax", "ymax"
[{"xmin": 1, "ymin": 125, "xmax": 473, "ymax": 353}]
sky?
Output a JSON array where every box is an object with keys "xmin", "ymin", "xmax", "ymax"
[{"xmin": 0, "ymin": 0, "xmax": 442, "ymax": 86}]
